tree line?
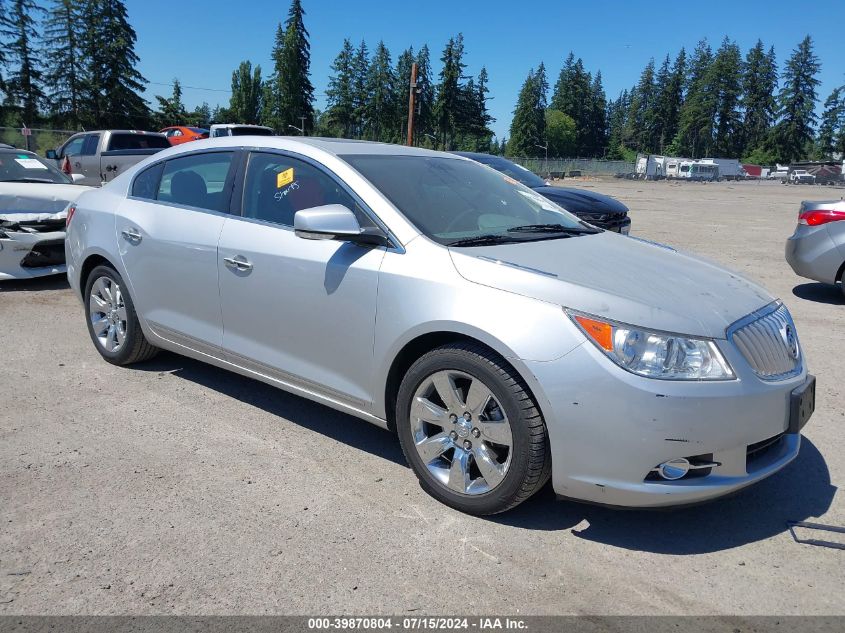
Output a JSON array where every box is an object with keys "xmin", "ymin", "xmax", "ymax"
[
  {"xmin": 511, "ymin": 36, "xmax": 844, "ymax": 164},
  {"xmin": 1, "ymin": 0, "xmax": 841, "ymax": 165}
]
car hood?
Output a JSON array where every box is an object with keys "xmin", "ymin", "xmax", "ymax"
[
  {"xmin": 448, "ymin": 232, "xmax": 774, "ymax": 339},
  {"xmin": 0, "ymin": 182, "xmax": 92, "ymax": 222},
  {"xmin": 532, "ymin": 186, "xmax": 628, "ymax": 216}
]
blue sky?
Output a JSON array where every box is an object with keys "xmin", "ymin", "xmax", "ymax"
[{"xmin": 130, "ymin": 0, "xmax": 845, "ymax": 139}]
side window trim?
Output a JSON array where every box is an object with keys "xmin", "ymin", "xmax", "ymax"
[{"xmin": 234, "ymin": 149, "xmax": 396, "ymax": 244}]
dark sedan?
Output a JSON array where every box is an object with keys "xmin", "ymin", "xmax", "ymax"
[{"xmin": 452, "ymin": 152, "xmax": 631, "ymax": 234}]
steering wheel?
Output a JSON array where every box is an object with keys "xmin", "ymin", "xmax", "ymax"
[{"xmin": 444, "ymin": 209, "xmax": 480, "ymax": 233}]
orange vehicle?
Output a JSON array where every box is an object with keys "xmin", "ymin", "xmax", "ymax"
[{"xmin": 160, "ymin": 126, "xmax": 209, "ymax": 145}]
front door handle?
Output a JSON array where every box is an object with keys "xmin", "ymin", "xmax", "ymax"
[
  {"xmin": 121, "ymin": 228, "xmax": 142, "ymax": 242},
  {"xmin": 223, "ymin": 255, "xmax": 253, "ymax": 272}
]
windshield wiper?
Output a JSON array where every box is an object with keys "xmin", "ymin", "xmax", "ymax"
[
  {"xmin": 2, "ymin": 178, "xmax": 61, "ymax": 184},
  {"xmin": 506, "ymin": 223, "xmax": 599, "ymax": 234},
  {"xmin": 447, "ymin": 234, "xmax": 523, "ymax": 247}
]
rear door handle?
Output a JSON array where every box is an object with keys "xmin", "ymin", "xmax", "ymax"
[
  {"xmin": 121, "ymin": 228, "xmax": 142, "ymax": 242},
  {"xmin": 223, "ymin": 255, "xmax": 253, "ymax": 272}
]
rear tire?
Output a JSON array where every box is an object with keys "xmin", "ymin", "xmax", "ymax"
[
  {"xmin": 395, "ymin": 342, "xmax": 551, "ymax": 515},
  {"xmin": 84, "ymin": 264, "xmax": 158, "ymax": 366}
]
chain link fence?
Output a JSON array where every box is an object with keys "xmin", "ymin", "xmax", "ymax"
[
  {"xmin": 509, "ymin": 157, "xmax": 635, "ymax": 178},
  {"xmin": 0, "ymin": 127, "xmax": 79, "ymax": 156}
]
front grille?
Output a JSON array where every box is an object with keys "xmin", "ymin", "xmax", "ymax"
[{"xmin": 729, "ymin": 303, "xmax": 801, "ymax": 380}]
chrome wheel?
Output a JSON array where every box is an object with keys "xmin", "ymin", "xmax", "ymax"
[
  {"xmin": 88, "ymin": 275, "xmax": 127, "ymax": 353},
  {"xmin": 410, "ymin": 370, "xmax": 513, "ymax": 495}
]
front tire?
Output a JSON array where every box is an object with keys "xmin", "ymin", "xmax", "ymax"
[
  {"xmin": 395, "ymin": 342, "xmax": 551, "ymax": 515},
  {"xmin": 84, "ymin": 264, "xmax": 158, "ymax": 366}
]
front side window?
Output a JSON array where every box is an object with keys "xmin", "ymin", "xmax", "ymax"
[
  {"xmin": 342, "ymin": 154, "xmax": 586, "ymax": 245},
  {"xmin": 156, "ymin": 152, "xmax": 234, "ymax": 212},
  {"xmin": 241, "ymin": 152, "xmax": 360, "ymax": 227},
  {"xmin": 61, "ymin": 136, "xmax": 86, "ymax": 157}
]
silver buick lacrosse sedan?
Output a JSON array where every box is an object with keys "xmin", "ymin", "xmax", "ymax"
[{"xmin": 65, "ymin": 137, "xmax": 815, "ymax": 515}]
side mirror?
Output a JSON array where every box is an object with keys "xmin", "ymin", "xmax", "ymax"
[
  {"xmin": 70, "ymin": 173, "xmax": 85, "ymax": 183},
  {"xmin": 294, "ymin": 204, "xmax": 388, "ymax": 246},
  {"xmin": 45, "ymin": 149, "xmax": 58, "ymax": 160}
]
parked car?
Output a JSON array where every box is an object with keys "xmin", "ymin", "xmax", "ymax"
[
  {"xmin": 0, "ymin": 148, "xmax": 93, "ymax": 280},
  {"xmin": 46, "ymin": 130, "xmax": 170, "ymax": 187},
  {"xmin": 161, "ymin": 126, "xmax": 209, "ymax": 145},
  {"xmin": 786, "ymin": 199, "xmax": 845, "ymax": 296},
  {"xmin": 452, "ymin": 152, "xmax": 631, "ymax": 234},
  {"xmin": 66, "ymin": 138, "xmax": 814, "ymax": 515},
  {"xmin": 788, "ymin": 169, "xmax": 816, "ymax": 185},
  {"xmin": 209, "ymin": 124, "xmax": 274, "ymax": 138}
]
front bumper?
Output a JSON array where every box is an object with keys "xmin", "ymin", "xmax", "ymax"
[
  {"xmin": 527, "ymin": 340, "xmax": 809, "ymax": 507},
  {"xmin": 0, "ymin": 230, "xmax": 67, "ymax": 281},
  {"xmin": 785, "ymin": 225, "xmax": 843, "ymax": 285}
]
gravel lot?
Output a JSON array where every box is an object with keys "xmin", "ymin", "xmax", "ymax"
[{"xmin": 0, "ymin": 179, "xmax": 842, "ymax": 615}]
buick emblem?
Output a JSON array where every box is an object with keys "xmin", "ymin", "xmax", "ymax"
[{"xmin": 782, "ymin": 324, "xmax": 799, "ymax": 360}]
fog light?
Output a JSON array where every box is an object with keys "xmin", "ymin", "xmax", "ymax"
[{"xmin": 657, "ymin": 458, "xmax": 691, "ymax": 480}]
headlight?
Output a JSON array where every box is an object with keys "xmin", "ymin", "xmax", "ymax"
[{"xmin": 566, "ymin": 310, "xmax": 734, "ymax": 380}]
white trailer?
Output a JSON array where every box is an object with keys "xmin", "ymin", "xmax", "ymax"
[
  {"xmin": 665, "ymin": 157, "xmax": 693, "ymax": 179},
  {"xmin": 700, "ymin": 158, "xmax": 745, "ymax": 180},
  {"xmin": 635, "ymin": 154, "xmax": 667, "ymax": 180}
]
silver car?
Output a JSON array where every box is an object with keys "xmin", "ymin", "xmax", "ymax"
[
  {"xmin": 65, "ymin": 137, "xmax": 815, "ymax": 515},
  {"xmin": 786, "ymin": 199, "xmax": 845, "ymax": 296}
]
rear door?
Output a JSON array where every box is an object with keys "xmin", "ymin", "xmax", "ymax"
[{"xmin": 116, "ymin": 150, "xmax": 240, "ymax": 350}]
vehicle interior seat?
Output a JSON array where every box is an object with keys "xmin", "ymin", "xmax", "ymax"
[{"xmin": 170, "ymin": 170, "xmax": 208, "ymax": 208}]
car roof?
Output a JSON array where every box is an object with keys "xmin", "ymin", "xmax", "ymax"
[{"xmin": 163, "ymin": 136, "xmax": 457, "ymax": 160}]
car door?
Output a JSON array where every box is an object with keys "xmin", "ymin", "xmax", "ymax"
[
  {"xmin": 116, "ymin": 150, "xmax": 239, "ymax": 352},
  {"xmin": 76, "ymin": 133, "xmax": 101, "ymax": 185},
  {"xmin": 217, "ymin": 151, "xmax": 386, "ymax": 408}
]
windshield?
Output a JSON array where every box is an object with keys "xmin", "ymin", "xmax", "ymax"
[
  {"xmin": 343, "ymin": 154, "xmax": 587, "ymax": 245},
  {"xmin": 0, "ymin": 152, "xmax": 71, "ymax": 184}
]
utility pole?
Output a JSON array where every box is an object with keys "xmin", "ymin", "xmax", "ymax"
[
  {"xmin": 299, "ymin": 116, "xmax": 306, "ymax": 136},
  {"xmin": 406, "ymin": 62, "xmax": 418, "ymax": 146}
]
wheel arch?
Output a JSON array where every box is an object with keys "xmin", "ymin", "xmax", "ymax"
[
  {"xmin": 381, "ymin": 329, "xmax": 549, "ymax": 436},
  {"xmin": 79, "ymin": 253, "xmax": 116, "ymax": 295}
]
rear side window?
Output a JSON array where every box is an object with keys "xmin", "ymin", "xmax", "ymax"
[
  {"xmin": 81, "ymin": 134, "xmax": 100, "ymax": 156},
  {"xmin": 108, "ymin": 133, "xmax": 170, "ymax": 151},
  {"xmin": 131, "ymin": 162, "xmax": 164, "ymax": 199},
  {"xmin": 157, "ymin": 152, "xmax": 234, "ymax": 212}
]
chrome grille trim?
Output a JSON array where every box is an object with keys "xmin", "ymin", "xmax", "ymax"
[{"xmin": 727, "ymin": 302, "xmax": 802, "ymax": 381}]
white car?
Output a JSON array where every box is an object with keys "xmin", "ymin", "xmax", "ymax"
[{"xmin": 0, "ymin": 148, "xmax": 92, "ymax": 281}]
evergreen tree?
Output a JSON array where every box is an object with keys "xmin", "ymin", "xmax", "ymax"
[
  {"xmin": 606, "ymin": 89, "xmax": 630, "ymax": 159},
  {"xmin": 351, "ymin": 39, "xmax": 368, "ymax": 138},
  {"xmin": 551, "ymin": 53, "xmax": 595, "ymax": 155},
  {"xmin": 653, "ymin": 49, "xmax": 685, "ymax": 153},
  {"xmin": 711, "ymin": 37, "xmax": 743, "ymax": 157},
  {"xmin": 587, "ymin": 71, "xmax": 608, "ymax": 156},
  {"xmin": 414, "ymin": 44, "xmax": 434, "ymax": 144},
  {"xmin": 434, "ymin": 34, "xmax": 466, "ymax": 149},
  {"xmin": 817, "ymin": 86, "xmax": 844, "ymax": 158},
  {"xmin": 154, "ymin": 78, "xmax": 187, "ymax": 126},
  {"xmin": 1, "ymin": 0, "xmax": 45, "ymax": 124},
  {"xmin": 325, "ymin": 38, "xmax": 356, "ymax": 137},
  {"xmin": 770, "ymin": 35, "xmax": 821, "ymax": 162},
  {"xmin": 674, "ymin": 39, "xmax": 715, "ymax": 157},
  {"xmin": 43, "ymin": 0, "xmax": 85, "ymax": 128},
  {"xmin": 742, "ymin": 41, "xmax": 778, "ymax": 155},
  {"xmin": 79, "ymin": 0, "xmax": 149, "ymax": 129},
  {"xmin": 454, "ymin": 66, "xmax": 494, "ymax": 151},
  {"xmin": 262, "ymin": 23, "xmax": 284, "ymax": 128},
  {"xmin": 625, "ymin": 58, "xmax": 657, "ymax": 152},
  {"xmin": 363, "ymin": 40, "xmax": 394, "ymax": 142},
  {"xmin": 188, "ymin": 102, "xmax": 211, "ymax": 128},
  {"xmin": 229, "ymin": 61, "xmax": 262, "ymax": 124},
  {"xmin": 507, "ymin": 65, "xmax": 546, "ymax": 157},
  {"xmin": 393, "ymin": 46, "xmax": 415, "ymax": 141},
  {"xmin": 268, "ymin": 0, "xmax": 314, "ymax": 133}
]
